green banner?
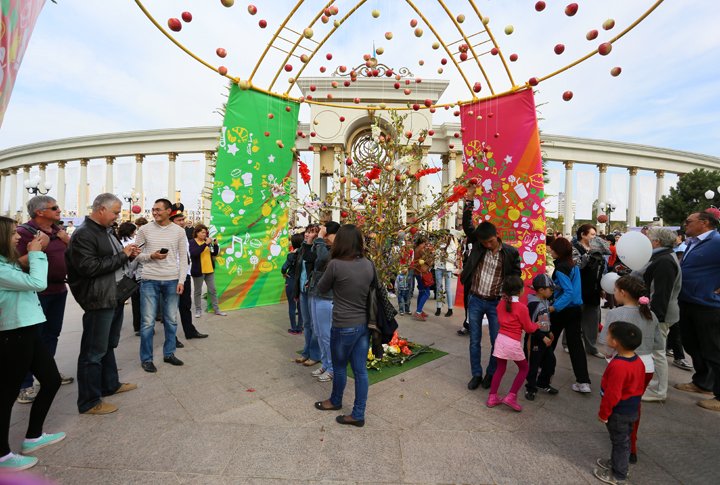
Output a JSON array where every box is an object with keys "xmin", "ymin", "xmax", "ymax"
[{"xmin": 210, "ymin": 86, "xmax": 299, "ymax": 309}]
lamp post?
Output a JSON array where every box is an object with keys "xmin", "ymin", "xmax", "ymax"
[
  {"xmin": 24, "ymin": 176, "xmax": 52, "ymax": 196},
  {"xmin": 122, "ymin": 191, "xmax": 140, "ymax": 221},
  {"xmin": 599, "ymin": 201, "xmax": 616, "ymax": 232},
  {"xmin": 705, "ymin": 188, "xmax": 719, "ymax": 209}
]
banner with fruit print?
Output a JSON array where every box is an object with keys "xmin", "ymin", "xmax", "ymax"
[
  {"xmin": 210, "ymin": 85, "xmax": 299, "ymax": 310},
  {"xmin": 0, "ymin": 0, "xmax": 45, "ymax": 128},
  {"xmin": 460, "ymin": 89, "xmax": 546, "ymax": 283}
]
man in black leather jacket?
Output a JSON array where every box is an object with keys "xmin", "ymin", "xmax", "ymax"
[
  {"xmin": 66, "ymin": 193, "xmax": 140, "ymax": 415},
  {"xmin": 461, "ymin": 185, "xmax": 522, "ymax": 390}
]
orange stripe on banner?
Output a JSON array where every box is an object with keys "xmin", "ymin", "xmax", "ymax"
[{"xmin": 513, "ymin": 128, "xmax": 541, "ymax": 177}]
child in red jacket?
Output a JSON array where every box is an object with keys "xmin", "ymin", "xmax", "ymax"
[
  {"xmin": 486, "ymin": 276, "xmax": 540, "ymax": 412},
  {"xmin": 595, "ymin": 321, "xmax": 646, "ymax": 485}
]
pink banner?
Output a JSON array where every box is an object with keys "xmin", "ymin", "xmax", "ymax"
[
  {"xmin": 460, "ymin": 89, "xmax": 546, "ymax": 283},
  {"xmin": 1, "ymin": 0, "xmax": 45, "ymax": 127}
]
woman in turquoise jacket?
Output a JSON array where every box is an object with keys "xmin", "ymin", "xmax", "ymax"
[{"xmin": 0, "ymin": 216, "xmax": 65, "ymax": 472}]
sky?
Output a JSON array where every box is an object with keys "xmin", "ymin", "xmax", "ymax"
[{"xmin": 1, "ymin": 0, "xmax": 718, "ymax": 219}]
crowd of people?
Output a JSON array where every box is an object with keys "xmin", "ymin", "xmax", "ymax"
[
  {"xmin": 2, "ymin": 189, "xmax": 719, "ymax": 482},
  {"xmin": 0, "ymin": 193, "xmax": 222, "ymax": 471}
]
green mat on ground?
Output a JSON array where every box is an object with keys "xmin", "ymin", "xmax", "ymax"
[{"xmin": 299, "ymin": 348, "xmax": 448, "ymax": 385}]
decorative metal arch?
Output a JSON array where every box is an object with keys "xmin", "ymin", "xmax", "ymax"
[{"xmin": 134, "ymin": 0, "xmax": 666, "ymax": 111}]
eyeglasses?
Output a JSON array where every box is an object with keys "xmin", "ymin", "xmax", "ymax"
[{"xmin": 44, "ymin": 206, "xmax": 59, "ymax": 211}]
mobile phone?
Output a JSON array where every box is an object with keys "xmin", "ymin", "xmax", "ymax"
[{"xmin": 159, "ymin": 248, "xmax": 169, "ymax": 254}]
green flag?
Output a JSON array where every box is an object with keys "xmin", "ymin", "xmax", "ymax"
[{"xmin": 210, "ymin": 86, "xmax": 299, "ymax": 310}]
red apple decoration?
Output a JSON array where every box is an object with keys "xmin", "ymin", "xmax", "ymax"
[
  {"xmin": 403, "ymin": 88, "xmax": 411, "ymax": 95},
  {"xmin": 216, "ymin": 48, "xmax": 227, "ymax": 58},
  {"xmin": 181, "ymin": 11, "xmax": 192, "ymax": 22},
  {"xmin": 424, "ymin": 99, "xmax": 433, "ymax": 107},
  {"xmin": 284, "ymin": 64, "xmax": 292, "ymax": 72},
  {"xmin": 409, "ymin": 227, "xmax": 418, "ymax": 235},
  {"xmin": 345, "ymin": 158, "xmax": 353, "ymax": 166},
  {"xmin": 218, "ymin": 66, "xmax": 228, "ymax": 75},
  {"xmin": 341, "ymin": 211, "xmax": 349, "ymax": 218},
  {"xmin": 258, "ymin": 19, "xmax": 267, "ymax": 28},
  {"xmin": 412, "ymin": 104, "xmax": 420, "ymax": 111},
  {"xmin": 490, "ymin": 47, "xmax": 499, "ymax": 55},
  {"xmin": 603, "ymin": 19, "xmax": 616, "ymax": 31},
  {"xmin": 554, "ymin": 44, "xmax": 565, "ymax": 55},
  {"xmin": 326, "ymin": 53, "xmax": 333, "ymax": 60},
  {"xmin": 529, "ymin": 77, "xmax": 539, "ymax": 86},
  {"xmin": 410, "ymin": 19, "xmax": 418, "ymax": 27},
  {"xmin": 469, "ymin": 178, "xmax": 479, "ymax": 185},
  {"xmin": 168, "ymin": 18, "xmax": 182, "ymax": 32},
  {"xmin": 264, "ymin": 131, "xmax": 270, "ymax": 137},
  {"xmin": 473, "ymin": 82, "xmax": 482, "ymax": 93},
  {"xmin": 394, "ymin": 82, "xmax": 400, "ymax": 89},
  {"xmin": 598, "ymin": 42, "xmax": 613, "ymax": 56},
  {"xmin": 535, "ymin": 1, "xmax": 546, "ymax": 11},
  {"xmin": 597, "ymin": 214, "xmax": 609, "ymax": 223},
  {"xmin": 267, "ymin": 113, "xmax": 274, "ymax": 119},
  {"xmin": 610, "ymin": 66, "xmax": 622, "ymax": 77},
  {"xmin": 586, "ymin": 29, "xmax": 599, "ymax": 41},
  {"xmin": 440, "ymin": 58, "xmax": 448, "ymax": 65},
  {"xmin": 339, "ymin": 116, "xmax": 345, "ymax": 122},
  {"xmin": 428, "ymin": 129, "xmax": 435, "ymax": 136},
  {"xmin": 460, "ymin": 52, "xmax": 468, "ymax": 62},
  {"xmin": 309, "ymin": 84, "xmax": 316, "ymax": 91},
  {"xmin": 405, "ymin": 131, "xmax": 413, "ymax": 139},
  {"xmin": 221, "ymin": 0, "xmax": 234, "ymax": 7},
  {"xmin": 247, "ymin": 4, "xmax": 257, "ymax": 15},
  {"xmin": 562, "ymin": 90, "xmax": 573, "ymax": 101},
  {"xmin": 509, "ymin": 53, "xmax": 518, "ymax": 62},
  {"xmin": 565, "ymin": 3, "xmax": 578, "ymax": 16}
]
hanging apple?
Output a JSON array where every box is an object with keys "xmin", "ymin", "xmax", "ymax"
[
  {"xmin": 529, "ymin": 77, "xmax": 539, "ymax": 86},
  {"xmin": 457, "ymin": 14, "xmax": 466, "ymax": 23},
  {"xmin": 535, "ymin": 1, "xmax": 546, "ymax": 11},
  {"xmin": 565, "ymin": 3, "xmax": 578, "ymax": 16},
  {"xmin": 586, "ymin": 29, "xmax": 599, "ymax": 41},
  {"xmin": 603, "ymin": 19, "xmax": 616, "ymax": 30},
  {"xmin": 562, "ymin": 90, "xmax": 573, "ymax": 101},
  {"xmin": 218, "ymin": 66, "xmax": 228, "ymax": 75},
  {"xmin": 216, "ymin": 48, "xmax": 227, "ymax": 58},
  {"xmin": 371, "ymin": 9, "xmax": 380, "ymax": 18},
  {"xmin": 504, "ymin": 25, "xmax": 514, "ymax": 35},
  {"xmin": 490, "ymin": 47, "xmax": 499, "ymax": 55},
  {"xmin": 414, "ymin": 28, "xmax": 423, "ymax": 37},
  {"xmin": 168, "ymin": 18, "xmax": 182, "ymax": 32},
  {"xmin": 610, "ymin": 66, "xmax": 622, "ymax": 77},
  {"xmin": 247, "ymin": 4, "xmax": 257, "ymax": 15},
  {"xmin": 473, "ymin": 82, "xmax": 482, "ymax": 93},
  {"xmin": 598, "ymin": 42, "xmax": 613, "ymax": 55},
  {"xmin": 258, "ymin": 19, "xmax": 267, "ymax": 28},
  {"xmin": 509, "ymin": 53, "xmax": 518, "ymax": 61},
  {"xmin": 385, "ymin": 31, "xmax": 393, "ymax": 40},
  {"xmin": 181, "ymin": 11, "xmax": 192, "ymax": 22},
  {"xmin": 221, "ymin": 0, "xmax": 234, "ymax": 7},
  {"xmin": 554, "ymin": 44, "xmax": 565, "ymax": 55}
]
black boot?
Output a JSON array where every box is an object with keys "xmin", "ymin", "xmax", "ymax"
[
  {"xmin": 445, "ymin": 309, "xmax": 453, "ymax": 317},
  {"xmin": 435, "ymin": 308, "xmax": 441, "ymax": 316}
]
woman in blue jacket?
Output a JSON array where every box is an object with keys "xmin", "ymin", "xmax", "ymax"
[
  {"xmin": 536, "ymin": 237, "xmax": 591, "ymax": 394},
  {"xmin": 0, "ymin": 216, "xmax": 64, "ymax": 472}
]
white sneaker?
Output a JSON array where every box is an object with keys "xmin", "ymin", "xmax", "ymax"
[
  {"xmin": 571, "ymin": 382, "xmax": 592, "ymax": 394},
  {"xmin": 317, "ymin": 371, "xmax": 333, "ymax": 382},
  {"xmin": 311, "ymin": 367, "xmax": 326, "ymax": 377}
]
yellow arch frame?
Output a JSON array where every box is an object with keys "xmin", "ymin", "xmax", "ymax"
[{"xmin": 134, "ymin": 0, "xmax": 665, "ymax": 110}]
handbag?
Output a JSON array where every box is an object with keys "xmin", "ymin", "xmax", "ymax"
[
  {"xmin": 421, "ymin": 270, "xmax": 434, "ymax": 287},
  {"xmin": 116, "ymin": 275, "xmax": 139, "ymax": 304},
  {"xmin": 366, "ymin": 260, "xmax": 399, "ymax": 357}
]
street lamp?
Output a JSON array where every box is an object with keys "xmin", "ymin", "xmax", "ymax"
[
  {"xmin": 24, "ymin": 176, "xmax": 52, "ymax": 195},
  {"xmin": 122, "ymin": 191, "xmax": 140, "ymax": 221},
  {"xmin": 599, "ymin": 201, "xmax": 616, "ymax": 230}
]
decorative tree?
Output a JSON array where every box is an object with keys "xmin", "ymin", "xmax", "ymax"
[
  {"xmin": 289, "ymin": 110, "xmax": 467, "ymax": 286},
  {"xmin": 657, "ymin": 169, "xmax": 720, "ymax": 225}
]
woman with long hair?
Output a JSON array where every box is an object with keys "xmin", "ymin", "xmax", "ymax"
[
  {"xmin": 0, "ymin": 216, "xmax": 64, "ymax": 472},
  {"xmin": 314, "ymin": 224, "xmax": 374, "ymax": 427},
  {"xmin": 536, "ymin": 237, "xmax": 591, "ymax": 394},
  {"xmin": 189, "ymin": 224, "xmax": 223, "ymax": 316}
]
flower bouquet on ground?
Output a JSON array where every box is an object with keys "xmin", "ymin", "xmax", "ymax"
[{"xmin": 366, "ymin": 330, "xmax": 434, "ymax": 371}]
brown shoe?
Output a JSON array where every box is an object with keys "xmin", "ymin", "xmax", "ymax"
[
  {"xmin": 674, "ymin": 382, "xmax": 713, "ymax": 395},
  {"xmin": 697, "ymin": 398, "xmax": 720, "ymax": 411},
  {"xmin": 82, "ymin": 401, "xmax": 118, "ymax": 415},
  {"xmin": 294, "ymin": 356, "xmax": 309, "ymax": 364},
  {"xmin": 302, "ymin": 359, "xmax": 320, "ymax": 367},
  {"xmin": 115, "ymin": 383, "xmax": 137, "ymax": 394}
]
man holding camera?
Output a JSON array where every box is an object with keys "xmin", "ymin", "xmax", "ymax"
[{"xmin": 134, "ymin": 198, "xmax": 189, "ymax": 373}]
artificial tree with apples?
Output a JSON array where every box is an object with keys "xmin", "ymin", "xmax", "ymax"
[{"xmin": 292, "ymin": 111, "xmax": 469, "ymax": 287}]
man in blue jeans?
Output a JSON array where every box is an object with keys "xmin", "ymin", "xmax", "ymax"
[
  {"xmin": 134, "ymin": 199, "xmax": 189, "ymax": 373},
  {"xmin": 293, "ymin": 225, "xmax": 321, "ymax": 366},
  {"xmin": 66, "ymin": 193, "xmax": 140, "ymax": 414},
  {"xmin": 461, "ymin": 185, "xmax": 521, "ymax": 390}
]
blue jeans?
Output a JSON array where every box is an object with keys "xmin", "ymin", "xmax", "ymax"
[
  {"xmin": 397, "ymin": 289, "xmax": 410, "ymax": 313},
  {"xmin": 329, "ymin": 324, "xmax": 369, "ymax": 421},
  {"xmin": 285, "ymin": 280, "xmax": 303, "ymax": 331},
  {"xmin": 310, "ymin": 295, "xmax": 334, "ymax": 374},
  {"xmin": 140, "ymin": 279, "xmax": 179, "ymax": 363},
  {"xmin": 468, "ymin": 295, "xmax": 500, "ymax": 378},
  {"xmin": 77, "ymin": 306, "xmax": 123, "ymax": 413},
  {"xmin": 22, "ymin": 291, "xmax": 69, "ymax": 389},
  {"xmin": 300, "ymin": 291, "xmax": 320, "ymax": 361},
  {"xmin": 434, "ymin": 269, "xmax": 454, "ymax": 310},
  {"xmin": 415, "ymin": 275, "xmax": 430, "ymax": 313}
]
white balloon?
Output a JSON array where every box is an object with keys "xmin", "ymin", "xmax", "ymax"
[
  {"xmin": 600, "ymin": 272, "xmax": 621, "ymax": 294},
  {"xmin": 615, "ymin": 231, "xmax": 652, "ymax": 271}
]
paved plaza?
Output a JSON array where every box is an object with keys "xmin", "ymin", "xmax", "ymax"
[{"xmin": 8, "ymin": 296, "xmax": 720, "ymax": 485}]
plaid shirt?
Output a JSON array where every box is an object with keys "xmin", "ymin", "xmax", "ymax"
[{"xmin": 470, "ymin": 248, "xmax": 504, "ymax": 298}]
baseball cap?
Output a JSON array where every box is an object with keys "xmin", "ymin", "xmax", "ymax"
[{"xmin": 532, "ymin": 274, "xmax": 555, "ymax": 290}]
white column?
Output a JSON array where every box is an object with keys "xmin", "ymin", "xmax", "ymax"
[
  {"xmin": 56, "ymin": 162, "xmax": 66, "ymax": 213},
  {"xmin": 8, "ymin": 168, "xmax": 17, "ymax": 218},
  {"xmin": 21, "ymin": 166, "xmax": 30, "ymax": 211},
  {"xmin": 135, "ymin": 154, "xmax": 144, "ymax": 209},
  {"xmin": 167, "ymin": 152, "xmax": 177, "ymax": 199},
  {"xmin": 201, "ymin": 151, "xmax": 214, "ymax": 224},
  {"xmin": 563, "ymin": 161, "xmax": 574, "ymax": 236},
  {"xmin": 38, "ymin": 163, "xmax": 47, "ymax": 187},
  {"xmin": 311, "ymin": 146, "xmax": 321, "ymax": 197},
  {"xmin": 654, "ymin": 170, "xmax": 665, "ymax": 225},
  {"xmin": 627, "ymin": 167, "xmax": 638, "ymax": 228},
  {"xmin": 105, "ymin": 157, "xmax": 115, "ymax": 194},
  {"xmin": 0, "ymin": 171, "xmax": 5, "ymax": 216},
  {"xmin": 79, "ymin": 159, "xmax": 89, "ymax": 217},
  {"xmin": 597, "ymin": 164, "xmax": 608, "ymax": 233}
]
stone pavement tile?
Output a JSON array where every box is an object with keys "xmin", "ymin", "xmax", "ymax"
[
  {"xmin": 400, "ymin": 430, "xmax": 494, "ymax": 484},
  {"xmin": 170, "ymin": 379, "xmax": 255, "ymax": 421},
  {"xmin": 370, "ymin": 387, "xmax": 448, "ymax": 429},
  {"xmin": 263, "ymin": 386, "xmax": 331, "ymax": 425},
  {"xmin": 418, "ymin": 403, "xmax": 497, "ymax": 432},
  {"xmin": 38, "ymin": 466, "xmax": 183, "ymax": 485},
  {"xmin": 431, "ymin": 354, "xmax": 472, "ymax": 382},
  {"xmin": 547, "ymin": 431, "xmax": 623, "ymax": 484},
  {"xmin": 397, "ymin": 368, "xmax": 469, "ymax": 406},
  {"xmin": 637, "ymin": 434, "xmax": 717, "ymax": 485},
  {"xmin": 198, "ymin": 399, "xmax": 290, "ymax": 426},
  {"xmin": 313, "ymin": 427, "xmax": 402, "ymax": 483},
  {"xmin": 222, "ymin": 426, "xmax": 320, "ymax": 480},
  {"xmin": 474, "ymin": 432, "xmax": 591, "ymax": 485}
]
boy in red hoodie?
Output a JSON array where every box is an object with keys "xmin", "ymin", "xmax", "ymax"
[{"xmin": 594, "ymin": 321, "xmax": 646, "ymax": 485}]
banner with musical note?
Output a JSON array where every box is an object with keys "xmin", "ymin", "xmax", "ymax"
[
  {"xmin": 460, "ymin": 89, "xmax": 546, "ymax": 282},
  {"xmin": 210, "ymin": 86, "xmax": 299, "ymax": 309}
]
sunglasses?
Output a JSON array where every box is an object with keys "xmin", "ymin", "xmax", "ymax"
[{"xmin": 44, "ymin": 206, "xmax": 60, "ymax": 211}]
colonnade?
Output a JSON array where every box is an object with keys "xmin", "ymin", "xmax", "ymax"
[
  {"xmin": 0, "ymin": 151, "xmax": 217, "ymax": 220},
  {"xmin": 562, "ymin": 161, "xmax": 668, "ymax": 235}
]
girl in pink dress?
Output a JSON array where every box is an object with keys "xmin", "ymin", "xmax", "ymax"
[{"xmin": 487, "ymin": 276, "xmax": 541, "ymax": 411}]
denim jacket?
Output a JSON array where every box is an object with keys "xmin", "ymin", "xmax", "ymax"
[{"xmin": 0, "ymin": 252, "xmax": 48, "ymax": 331}]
